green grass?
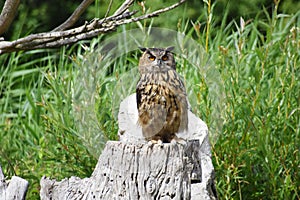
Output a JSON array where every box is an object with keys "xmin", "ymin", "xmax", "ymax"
[
  {"xmin": 0, "ymin": 3, "xmax": 299, "ymax": 200},
  {"xmin": 211, "ymin": 10, "xmax": 300, "ymax": 199}
]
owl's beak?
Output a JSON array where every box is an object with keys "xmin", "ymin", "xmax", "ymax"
[{"xmin": 157, "ymin": 59, "xmax": 162, "ymax": 66}]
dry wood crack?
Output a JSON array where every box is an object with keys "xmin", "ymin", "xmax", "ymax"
[{"xmin": 40, "ymin": 141, "xmax": 207, "ymax": 200}]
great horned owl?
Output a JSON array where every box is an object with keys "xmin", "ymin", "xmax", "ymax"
[{"xmin": 136, "ymin": 47, "xmax": 188, "ymax": 143}]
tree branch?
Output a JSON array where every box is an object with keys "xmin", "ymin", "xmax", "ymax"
[
  {"xmin": 120, "ymin": 0, "xmax": 186, "ymax": 23},
  {"xmin": 113, "ymin": 0, "xmax": 134, "ymax": 17},
  {"xmin": 0, "ymin": 0, "xmax": 186, "ymax": 54},
  {"xmin": 0, "ymin": 0, "xmax": 20, "ymax": 35},
  {"xmin": 52, "ymin": 0, "xmax": 95, "ymax": 31}
]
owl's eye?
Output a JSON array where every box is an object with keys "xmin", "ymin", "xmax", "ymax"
[
  {"xmin": 162, "ymin": 55, "xmax": 168, "ymax": 61},
  {"xmin": 149, "ymin": 55, "xmax": 155, "ymax": 61}
]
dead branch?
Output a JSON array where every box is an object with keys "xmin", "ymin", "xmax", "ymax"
[
  {"xmin": 52, "ymin": 0, "xmax": 95, "ymax": 31},
  {"xmin": 113, "ymin": 0, "xmax": 134, "ymax": 17},
  {"xmin": 0, "ymin": 0, "xmax": 20, "ymax": 35},
  {"xmin": 0, "ymin": 0, "xmax": 186, "ymax": 54}
]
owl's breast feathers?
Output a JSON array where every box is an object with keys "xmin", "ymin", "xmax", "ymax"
[{"xmin": 136, "ymin": 69, "xmax": 188, "ymax": 140}]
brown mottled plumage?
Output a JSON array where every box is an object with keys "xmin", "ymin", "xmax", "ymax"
[{"xmin": 136, "ymin": 47, "xmax": 188, "ymax": 143}]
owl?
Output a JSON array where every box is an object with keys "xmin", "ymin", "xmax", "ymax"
[{"xmin": 136, "ymin": 47, "xmax": 188, "ymax": 143}]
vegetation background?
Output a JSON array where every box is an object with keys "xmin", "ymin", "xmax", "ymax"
[{"xmin": 0, "ymin": 0, "xmax": 299, "ymax": 199}]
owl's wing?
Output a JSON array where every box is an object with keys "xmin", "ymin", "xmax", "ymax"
[
  {"xmin": 136, "ymin": 76, "xmax": 145, "ymax": 110},
  {"xmin": 136, "ymin": 85, "xmax": 142, "ymax": 111},
  {"xmin": 167, "ymin": 72, "xmax": 189, "ymax": 133}
]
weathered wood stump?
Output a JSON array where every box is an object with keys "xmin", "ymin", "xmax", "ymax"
[
  {"xmin": 40, "ymin": 94, "xmax": 218, "ymax": 199},
  {"xmin": 0, "ymin": 165, "xmax": 29, "ymax": 200}
]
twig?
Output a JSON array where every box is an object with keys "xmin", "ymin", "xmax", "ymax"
[
  {"xmin": 119, "ymin": 0, "xmax": 186, "ymax": 23},
  {"xmin": 113, "ymin": 0, "xmax": 134, "ymax": 17},
  {"xmin": 104, "ymin": 0, "xmax": 114, "ymax": 19},
  {"xmin": 52, "ymin": 0, "xmax": 95, "ymax": 31}
]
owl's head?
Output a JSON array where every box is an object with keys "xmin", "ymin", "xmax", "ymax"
[{"xmin": 138, "ymin": 47, "xmax": 176, "ymax": 73}]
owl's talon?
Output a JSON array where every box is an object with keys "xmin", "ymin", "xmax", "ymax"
[
  {"xmin": 148, "ymin": 139, "xmax": 163, "ymax": 146},
  {"xmin": 157, "ymin": 139, "xmax": 163, "ymax": 145},
  {"xmin": 171, "ymin": 139, "xmax": 177, "ymax": 145},
  {"xmin": 171, "ymin": 137, "xmax": 187, "ymax": 146}
]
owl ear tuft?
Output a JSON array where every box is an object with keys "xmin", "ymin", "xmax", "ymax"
[
  {"xmin": 166, "ymin": 46, "xmax": 174, "ymax": 52},
  {"xmin": 139, "ymin": 47, "xmax": 147, "ymax": 52}
]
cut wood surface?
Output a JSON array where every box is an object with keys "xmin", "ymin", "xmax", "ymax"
[
  {"xmin": 40, "ymin": 94, "xmax": 218, "ymax": 200},
  {"xmin": 41, "ymin": 140, "xmax": 216, "ymax": 200}
]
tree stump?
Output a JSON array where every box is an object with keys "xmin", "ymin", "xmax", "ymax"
[
  {"xmin": 40, "ymin": 94, "xmax": 217, "ymax": 200},
  {"xmin": 0, "ymin": 165, "xmax": 29, "ymax": 200}
]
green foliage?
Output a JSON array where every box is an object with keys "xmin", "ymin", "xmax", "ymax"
[
  {"xmin": 210, "ymin": 9, "xmax": 300, "ymax": 200},
  {"xmin": 94, "ymin": 51, "xmax": 139, "ymax": 141},
  {"xmin": 0, "ymin": 48, "xmax": 97, "ymax": 198},
  {"xmin": 0, "ymin": 1, "xmax": 299, "ymax": 199}
]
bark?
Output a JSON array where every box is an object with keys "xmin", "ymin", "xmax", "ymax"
[{"xmin": 0, "ymin": 0, "xmax": 20, "ymax": 35}]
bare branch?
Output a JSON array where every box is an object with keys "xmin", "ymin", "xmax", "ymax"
[
  {"xmin": 52, "ymin": 0, "xmax": 94, "ymax": 31},
  {"xmin": 119, "ymin": 0, "xmax": 186, "ymax": 24},
  {"xmin": 0, "ymin": 0, "xmax": 186, "ymax": 54},
  {"xmin": 113, "ymin": 0, "xmax": 134, "ymax": 17},
  {"xmin": 0, "ymin": 0, "xmax": 20, "ymax": 35}
]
